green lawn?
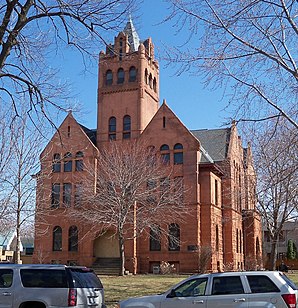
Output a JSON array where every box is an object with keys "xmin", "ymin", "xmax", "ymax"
[
  {"xmin": 101, "ymin": 272, "xmax": 298, "ymax": 308},
  {"xmin": 101, "ymin": 274, "xmax": 187, "ymax": 308}
]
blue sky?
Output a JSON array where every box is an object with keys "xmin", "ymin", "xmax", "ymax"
[{"xmin": 59, "ymin": 0, "xmax": 229, "ymax": 131}]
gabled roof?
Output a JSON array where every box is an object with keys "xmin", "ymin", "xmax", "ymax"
[
  {"xmin": 123, "ymin": 17, "xmax": 140, "ymax": 52},
  {"xmin": 191, "ymin": 128, "xmax": 231, "ymax": 162},
  {"xmin": 0, "ymin": 230, "xmax": 16, "ymax": 250}
]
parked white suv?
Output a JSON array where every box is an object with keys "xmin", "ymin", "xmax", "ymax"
[
  {"xmin": 0, "ymin": 264, "xmax": 106, "ymax": 308},
  {"xmin": 118, "ymin": 271, "xmax": 298, "ymax": 308}
]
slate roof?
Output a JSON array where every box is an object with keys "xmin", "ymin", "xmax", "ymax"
[
  {"xmin": 123, "ymin": 17, "xmax": 140, "ymax": 52},
  {"xmin": 79, "ymin": 124, "xmax": 97, "ymax": 146},
  {"xmin": 191, "ymin": 128, "xmax": 231, "ymax": 163}
]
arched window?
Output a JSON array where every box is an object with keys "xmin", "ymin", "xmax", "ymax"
[
  {"xmin": 149, "ymin": 225, "xmax": 161, "ymax": 251},
  {"xmin": 153, "ymin": 77, "xmax": 157, "ymax": 92},
  {"xmin": 117, "ymin": 68, "xmax": 124, "ymax": 84},
  {"xmin": 106, "ymin": 70, "xmax": 113, "ymax": 86},
  {"xmin": 64, "ymin": 152, "xmax": 72, "ymax": 172},
  {"xmin": 168, "ymin": 223, "xmax": 180, "ymax": 251},
  {"xmin": 129, "ymin": 66, "xmax": 137, "ymax": 82},
  {"xmin": 216, "ymin": 225, "xmax": 219, "ymax": 251},
  {"xmin": 149, "ymin": 73, "xmax": 153, "ymax": 88},
  {"xmin": 160, "ymin": 144, "xmax": 169, "ymax": 151},
  {"xmin": 53, "ymin": 226, "xmax": 62, "ymax": 251},
  {"xmin": 160, "ymin": 144, "xmax": 170, "ymax": 164},
  {"xmin": 109, "ymin": 117, "xmax": 116, "ymax": 140},
  {"xmin": 123, "ymin": 115, "xmax": 131, "ymax": 139},
  {"xmin": 68, "ymin": 226, "xmax": 78, "ymax": 252},
  {"xmin": 174, "ymin": 143, "xmax": 183, "ymax": 165},
  {"xmin": 145, "ymin": 69, "xmax": 148, "ymax": 84},
  {"xmin": 53, "ymin": 153, "xmax": 61, "ymax": 173},
  {"xmin": 75, "ymin": 151, "xmax": 84, "ymax": 158},
  {"xmin": 75, "ymin": 151, "xmax": 84, "ymax": 171}
]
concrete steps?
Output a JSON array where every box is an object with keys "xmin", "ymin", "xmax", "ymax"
[{"xmin": 92, "ymin": 257, "xmax": 121, "ymax": 276}]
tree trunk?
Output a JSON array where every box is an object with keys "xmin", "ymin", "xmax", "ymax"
[
  {"xmin": 268, "ymin": 240, "xmax": 278, "ymax": 270},
  {"xmin": 119, "ymin": 232, "xmax": 125, "ymax": 276},
  {"xmin": 15, "ymin": 203, "xmax": 21, "ymax": 264}
]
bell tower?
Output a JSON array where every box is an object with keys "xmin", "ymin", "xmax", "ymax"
[{"xmin": 96, "ymin": 18, "xmax": 159, "ymax": 145}]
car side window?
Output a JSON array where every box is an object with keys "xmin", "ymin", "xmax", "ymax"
[
  {"xmin": 173, "ymin": 278, "xmax": 207, "ymax": 297},
  {"xmin": 247, "ymin": 275, "xmax": 280, "ymax": 293},
  {"xmin": 20, "ymin": 269, "xmax": 68, "ymax": 288},
  {"xmin": 212, "ymin": 276, "xmax": 244, "ymax": 295},
  {"xmin": 0, "ymin": 269, "xmax": 13, "ymax": 288}
]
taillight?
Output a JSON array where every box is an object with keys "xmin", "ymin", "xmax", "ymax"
[
  {"xmin": 282, "ymin": 294, "xmax": 296, "ymax": 308},
  {"xmin": 68, "ymin": 288, "xmax": 77, "ymax": 306}
]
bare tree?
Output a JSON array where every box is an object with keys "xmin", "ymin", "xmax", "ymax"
[
  {"xmin": 252, "ymin": 120, "xmax": 298, "ymax": 270},
  {"xmin": 75, "ymin": 140, "xmax": 187, "ymax": 276},
  {"xmin": 0, "ymin": 0, "xmax": 136, "ymax": 125},
  {"xmin": 0, "ymin": 107, "xmax": 46, "ymax": 263},
  {"xmin": 164, "ymin": 0, "xmax": 298, "ymax": 129}
]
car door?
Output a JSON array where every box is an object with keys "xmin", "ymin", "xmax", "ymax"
[
  {"xmin": 0, "ymin": 269, "xmax": 13, "ymax": 308},
  {"xmin": 206, "ymin": 276, "xmax": 248, "ymax": 308},
  {"xmin": 161, "ymin": 278, "xmax": 208, "ymax": 308}
]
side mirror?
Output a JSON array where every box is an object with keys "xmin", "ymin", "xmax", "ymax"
[{"xmin": 166, "ymin": 289, "xmax": 176, "ymax": 298}]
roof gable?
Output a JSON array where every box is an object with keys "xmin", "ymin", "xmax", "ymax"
[
  {"xmin": 40, "ymin": 112, "xmax": 98, "ymax": 159},
  {"xmin": 141, "ymin": 101, "xmax": 200, "ymax": 150}
]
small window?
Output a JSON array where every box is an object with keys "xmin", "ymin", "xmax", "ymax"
[
  {"xmin": 51, "ymin": 183, "xmax": 60, "ymax": 208},
  {"xmin": 123, "ymin": 115, "xmax": 131, "ymax": 139},
  {"xmin": 0, "ymin": 269, "xmax": 13, "ymax": 288},
  {"xmin": 106, "ymin": 70, "xmax": 113, "ymax": 86},
  {"xmin": 109, "ymin": 117, "xmax": 116, "ymax": 140},
  {"xmin": 216, "ymin": 225, "xmax": 219, "ymax": 251},
  {"xmin": 174, "ymin": 143, "xmax": 183, "ymax": 165},
  {"xmin": 53, "ymin": 226, "xmax": 62, "ymax": 251},
  {"xmin": 173, "ymin": 278, "xmax": 208, "ymax": 297},
  {"xmin": 74, "ymin": 183, "xmax": 83, "ymax": 207},
  {"xmin": 215, "ymin": 179, "xmax": 218, "ymax": 205},
  {"xmin": 150, "ymin": 226, "xmax": 161, "ymax": 251},
  {"xmin": 75, "ymin": 151, "xmax": 84, "ymax": 158},
  {"xmin": 64, "ymin": 160, "xmax": 72, "ymax": 172},
  {"xmin": 149, "ymin": 73, "xmax": 153, "ymax": 88},
  {"xmin": 64, "ymin": 152, "xmax": 72, "ymax": 172},
  {"xmin": 160, "ymin": 144, "xmax": 169, "ymax": 151},
  {"xmin": 63, "ymin": 183, "xmax": 72, "ymax": 206},
  {"xmin": 68, "ymin": 226, "xmax": 78, "ymax": 252},
  {"xmin": 153, "ymin": 77, "xmax": 157, "ymax": 92},
  {"xmin": 168, "ymin": 223, "xmax": 180, "ymax": 251},
  {"xmin": 117, "ymin": 68, "xmax": 124, "ymax": 84},
  {"xmin": 212, "ymin": 276, "xmax": 244, "ymax": 295},
  {"xmin": 53, "ymin": 153, "xmax": 61, "ymax": 173},
  {"xmin": 145, "ymin": 69, "xmax": 148, "ymax": 84},
  {"xmin": 247, "ymin": 275, "xmax": 280, "ymax": 293},
  {"xmin": 129, "ymin": 66, "xmax": 137, "ymax": 82},
  {"xmin": 75, "ymin": 160, "xmax": 83, "ymax": 171}
]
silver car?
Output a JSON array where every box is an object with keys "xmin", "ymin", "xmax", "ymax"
[
  {"xmin": 118, "ymin": 271, "xmax": 298, "ymax": 308},
  {"xmin": 0, "ymin": 263, "xmax": 106, "ymax": 308}
]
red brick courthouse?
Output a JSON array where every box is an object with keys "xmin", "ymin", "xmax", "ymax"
[{"xmin": 33, "ymin": 19, "xmax": 262, "ymax": 274}]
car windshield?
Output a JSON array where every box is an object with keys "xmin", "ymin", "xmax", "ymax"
[{"xmin": 69, "ymin": 268, "xmax": 103, "ymax": 288}]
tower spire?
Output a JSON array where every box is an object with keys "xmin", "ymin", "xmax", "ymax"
[{"xmin": 123, "ymin": 16, "xmax": 140, "ymax": 52}]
